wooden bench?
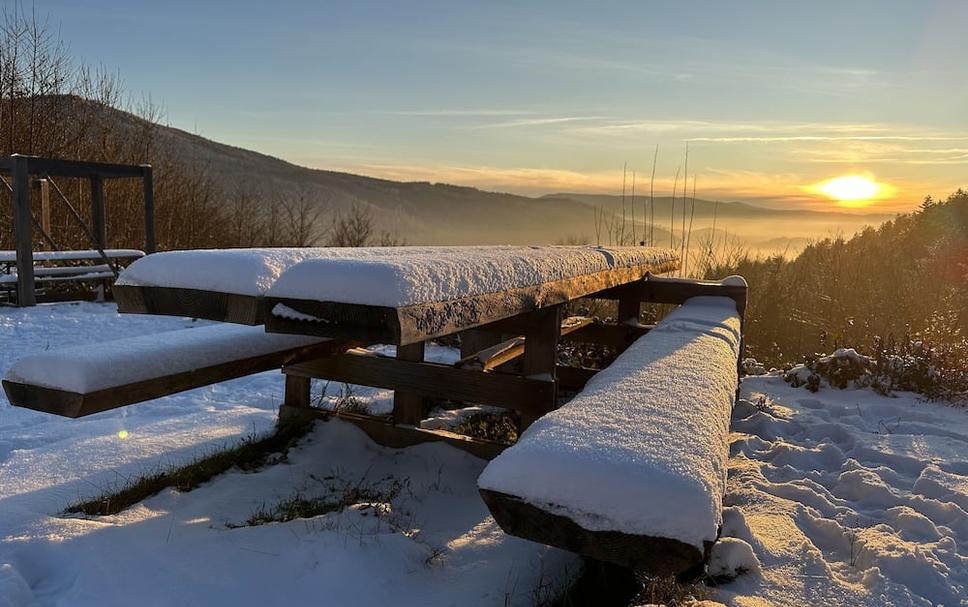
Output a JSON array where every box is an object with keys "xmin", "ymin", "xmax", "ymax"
[
  {"xmin": 0, "ymin": 249, "xmax": 144, "ymax": 303},
  {"xmin": 476, "ymin": 292, "xmax": 745, "ymax": 577},
  {"xmin": 2, "ymin": 323, "xmax": 354, "ymax": 418}
]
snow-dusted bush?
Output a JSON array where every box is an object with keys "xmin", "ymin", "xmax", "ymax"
[{"xmin": 783, "ymin": 342, "xmax": 968, "ymax": 403}]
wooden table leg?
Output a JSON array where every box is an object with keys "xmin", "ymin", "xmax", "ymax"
[
  {"xmin": 393, "ymin": 341, "xmax": 425, "ymax": 426},
  {"xmin": 280, "ymin": 374, "xmax": 312, "ymax": 423},
  {"xmin": 520, "ymin": 305, "xmax": 562, "ymax": 430}
]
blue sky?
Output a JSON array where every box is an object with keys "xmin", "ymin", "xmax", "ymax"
[{"xmin": 33, "ymin": 0, "xmax": 968, "ymax": 210}]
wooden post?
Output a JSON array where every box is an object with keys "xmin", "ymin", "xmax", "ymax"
[
  {"xmin": 142, "ymin": 165, "xmax": 155, "ymax": 253},
  {"xmin": 617, "ymin": 295, "xmax": 641, "ymax": 326},
  {"xmin": 279, "ymin": 374, "xmax": 312, "ymax": 423},
  {"xmin": 89, "ymin": 175, "xmax": 105, "ymax": 250},
  {"xmin": 520, "ymin": 304, "xmax": 562, "ymax": 430},
  {"xmin": 37, "ymin": 179, "xmax": 50, "ymax": 235},
  {"xmin": 12, "ymin": 155, "xmax": 35, "ymax": 307},
  {"xmin": 393, "ymin": 341, "xmax": 425, "ymax": 426}
]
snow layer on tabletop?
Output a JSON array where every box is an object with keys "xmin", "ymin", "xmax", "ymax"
[
  {"xmin": 478, "ymin": 296, "xmax": 741, "ymax": 549},
  {"xmin": 716, "ymin": 376, "xmax": 968, "ymax": 606},
  {"xmin": 266, "ymin": 245, "xmax": 677, "ymax": 307},
  {"xmin": 115, "ymin": 247, "xmax": 420, "ymax": 296},
  {"xmin": 4, "ymin": 323, "xmax": 325, "ymax": 393}
]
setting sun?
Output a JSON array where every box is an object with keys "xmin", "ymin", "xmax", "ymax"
[{"xmin": 814, "ymin": 175, "xmax": 883, "ymax": 206}]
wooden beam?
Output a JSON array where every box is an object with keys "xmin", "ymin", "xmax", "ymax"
[
  {"xmin": 2, "ymin": 155, "xmax": 147, "ymax": 179},
  {"xmin": 519, "ymin": 305, "xmax": 562, "ymax": 429},
  {"xmin": 284, "ymin": 374, "xmax": 311, "ymax": 409},
  {"xmin": 455, "ymin": 317, "xmax": 592, "ymax": 371},
  {"xmin": 595, "ymin": 273, "xmax": 747, "ymax": 318},
  {"xmin": 142, "ymin": 164, "xmax": 156, "ymax": 253},
  {"xmin": 480, "ymin": 488, "xmax": 710, "ymax": 577},
  {"xmin": 90, "ymin": 175, "xmax": 105, "ymax": 251},
  {"xmin": 114, "ymin": 285, "xmax": 266, "ymax": 325},
  {"xmin": 284, "ymin": 350, "xmax": 557, "ymax": 417},
  {"xmin": 12, "ymin": 155, "xmax": 34, "ymax": 306},
  {"xmin": 279, "ymin": 405, "xmax": 507, "ymax": 460},
  {"xmin": 2, "ymin": 340, "xmax": 353, "ymax": 418},
  {"xmin": 393, "ymin": 341, "xmax": 425, "ymax": 426}
]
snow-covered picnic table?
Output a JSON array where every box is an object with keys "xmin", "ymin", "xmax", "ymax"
[
  {"xmin": 114, "ymin": 245, "xmax": 680, "ymax": 340},
  {"xmin": 4, "ymin": 245, "xmax": 755, "ymax": 577}
]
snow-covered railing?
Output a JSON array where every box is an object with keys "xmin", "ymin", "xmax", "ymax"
[{"xmin": 478, "ymin": 296, "xmax": 743, "ymax": 576}]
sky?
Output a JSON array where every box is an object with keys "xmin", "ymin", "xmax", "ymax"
[{"xmin": 28, "ymin": 0, "xmax": 968, "ymax": 212}]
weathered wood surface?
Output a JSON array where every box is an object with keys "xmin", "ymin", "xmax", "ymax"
[
  {"xmin": 2, "ymin": 340, "xmax": 354, "ymax": 418},
  {"xmin": 479, "ymin": 488, "xmax": 711, "ymax": 576},
  {"xmin": 284, "ymin": 349, "xmax": 557, "ymax": 417},
  {"xmin": 114, "ymin": 285, "xmax": 266, "ymax": 325},
  {"xmin": 279, "ymin": 404, "xmax": 507, "ymax": 460},
  {"xmin": 265, "ymin": 258, "xmax": 679, "ymax": 344},
  {"xmin": 519, "ymin": 305, "xmax": 562, "ymax": 429}
]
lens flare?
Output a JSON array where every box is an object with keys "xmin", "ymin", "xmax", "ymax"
[{"xmin": 117, "ymin": 430, "xmax": 129, "ymax": 439}]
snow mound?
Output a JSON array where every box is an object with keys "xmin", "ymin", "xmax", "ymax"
[
  {"xmin": 4, "ymin": 323, "xmax": 325, "ymax": 393},
  {"xmin": 708, "ymin": 537, "xmax": 760, "ymax": 580},
  {"xmin": 478, "ymin": 296, "xmax": 741, "ymax": 549}
]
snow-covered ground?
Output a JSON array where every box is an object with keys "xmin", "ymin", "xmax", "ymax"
[
  {"xmin": 716, "ymin": 376, "xmax": 968, "ymax": 606},
  {"xmin": 0, "ymin": 303, "xmax": 576, "ymax": 607},
  {"xmin": 2, "ymin": 303, "xmax": 966, "ymax": 606}
]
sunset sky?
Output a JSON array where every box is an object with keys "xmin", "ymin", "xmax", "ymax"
[{"xmin": 45, "ymin": 0, "xmax": 967, "ymax": 212}]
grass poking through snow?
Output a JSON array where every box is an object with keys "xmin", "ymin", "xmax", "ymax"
[{"xmin": 64, "ymin": 420, "xmax": 315, "ymax": 517}]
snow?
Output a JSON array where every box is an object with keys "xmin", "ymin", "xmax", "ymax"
[
  {"xmin": 267, "ymin": 245, "xmax": 676, "ymax": 307},
  {"xmin": 116, "ymin": 245, "xmax": 677, "ymax": 305},
  {"xmin": 4, "ymin": 302, "xmax": 967, "ymax": 606},
  {"xmin": 478, "ymin": 296, "xmax": 742, "ymax": 549},
  {"xmin": 4, "ymin": 323, "xmax": 326, "ymax": 394},
  {"xmin": 0, "ymin": 250, "xmax": 144, "ymax": 263},
  {"xmin": 715, "ymin": 376, "xmax": 968, "ymax": 606},
  {"xmin": 0, "ymin": 303, "xmax": 576, "ymax": 606}
]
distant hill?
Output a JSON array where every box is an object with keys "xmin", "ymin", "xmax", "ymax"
[{"xmin": 106, "ymin": 104, "xmax": 897, "ymax": 247}]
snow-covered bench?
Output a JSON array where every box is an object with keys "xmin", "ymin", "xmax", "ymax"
[
  {"xmin": 478, "ymin": 295, "xmax": 743, "ymax": 576},
  {"xmin": 2, "ymin": 324, "xmax": 352, "ymax": 418},
  {"xmin": 0, "ymin": 249, "xmax": 144, "ymax": 301}
]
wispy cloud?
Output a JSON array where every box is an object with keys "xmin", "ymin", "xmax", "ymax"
[{"xmin": 473, "ymin": 115, "xmax": 607, "ymax": 129}]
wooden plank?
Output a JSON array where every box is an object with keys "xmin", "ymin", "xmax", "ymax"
[
  {"xmin": 480, "ymin": 488, "xmax": 710, "ymax": 576},
  {"xmin": 278, "ymin": 404, "xmax": 507, "ymax": 460},
  {"xmin": 264, "ymin": 257, "xmax": 679, "ymax": 345},
  {"xmin": 393, "ymin": 341, "xmax": 425, "ymax": 425},
  {"xmin": 2, "ymin": 340, "xmax": 353, "ymax": 418},
  {"xmin": 284, "ymin": 350, "xmax": 556, "ymax": 416},
  {"xmin": 12, "ymin": 155, "xmax": 34, "ymax": 306},
  {"xmin": 113, "ymin": 285, "xmax": 266, "ymax": 325}
]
